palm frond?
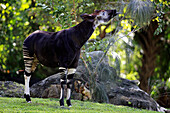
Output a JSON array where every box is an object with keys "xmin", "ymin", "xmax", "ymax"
[{"xmin": 127, "ymin": 0, "xmax": 155, "ymax": 26}]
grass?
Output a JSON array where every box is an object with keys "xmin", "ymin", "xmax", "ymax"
[{"xmin": 0, "ymin": 97, "xmax": 159, "ymax": 113}]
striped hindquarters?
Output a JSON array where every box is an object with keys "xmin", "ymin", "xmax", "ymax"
[{"xmin": 23, "ymin": 45, "xmax": 34, "ymax": 74}]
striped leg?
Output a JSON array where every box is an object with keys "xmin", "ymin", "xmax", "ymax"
[
  {"xmin": 59, "ymin": 67, "xmax": 67, "ymax": 107},
  {"xmin": 23, "ymin": 46, "xmax": 38, "ymax": 103},
  {"xmin": 66, "ymin": 68, "xmax": 76, "ymax": 107}
]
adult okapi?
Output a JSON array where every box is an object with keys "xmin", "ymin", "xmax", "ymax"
[{"xmin": 23, "ymin": 10, "xmax": 119, "ymax": 107}]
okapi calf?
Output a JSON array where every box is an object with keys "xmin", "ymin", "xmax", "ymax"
[{"xmin": 23, "ymin": 10, "xmax": 119, "ymax": 107}]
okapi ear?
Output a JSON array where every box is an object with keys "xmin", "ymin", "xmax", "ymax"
[
  {"xmin": 80, "ymin": 13, "xmax": 96, "ymax": 22},
  {"xmin": 94, "ymin": 10, "xmax": 101, "ymax": 13}
]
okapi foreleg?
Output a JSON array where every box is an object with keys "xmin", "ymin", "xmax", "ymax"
[
  {"xmin": 66, "ymin": 68, "xmax": 76, "ymax": 107},
  {"xmin": 59, "ymin": 67, "xmax": 67, "ymax": 106}
]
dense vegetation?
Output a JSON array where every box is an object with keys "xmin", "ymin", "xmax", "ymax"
[{"xmin": 0, "ymin": 0, "xmax": 169, "ymax": 108}]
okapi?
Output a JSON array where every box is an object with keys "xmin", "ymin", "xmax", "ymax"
[{"xmin": 23, "ymin": 10, "xmax": 119, "ymax": 107}]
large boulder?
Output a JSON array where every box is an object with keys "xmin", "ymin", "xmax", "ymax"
[
  {"xmin": 30, "ymin": 51, "xmax": 167, "ymax": 112},
  {"xmin": 30, "ymin": 73, "xmax": 82, "ymax": 100},
  {"xmin": 0, "ymin": 81, "xmax": 24, "ymax": 97},
  {"xmin": 106, "ymin": 78, "xmax": 166, "ymax": 112},
  {"xmin": 30, "ymin": 74, "xmax": 61, "ymax": 98}
]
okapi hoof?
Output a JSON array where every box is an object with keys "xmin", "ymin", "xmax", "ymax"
[
  {"xmin": 59, "ymin": 99, "xmax": 64, "ymax": 107},
  {"xmin": 66, "ymin": 100, "xmax": 72, "ymax": 107},
  {"xmin": 24, "ymin": 94, "xmax": 31, "ymax": 103}
]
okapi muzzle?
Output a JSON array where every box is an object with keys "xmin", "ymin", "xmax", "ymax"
[
  {"xmin": 23, "ymin": 9, "xmax": 119, "ymax": 107},
  {"xmin": 80, "ymin": 10, "xmax": 119, "ymax": 29}
]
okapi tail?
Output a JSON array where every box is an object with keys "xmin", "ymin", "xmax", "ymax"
[{"xmin": 16, "ymin": 70, "xmax": 24, "ymax": 75}]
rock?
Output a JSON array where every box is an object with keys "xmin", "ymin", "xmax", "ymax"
[
  {"xmin": 106, "ymin": 78, "xmax": 166, "ymax": 112},
  {"xmin": 41, "ymin": 84, "xmax": 59, "ymax": 98},
  {"xmin": 30, "ymin": 74, "xmax": 61, "ymax": 98},
  {"xmin": 30, "ymin": 74, "xmax": 83, "ymax": 100},
  {"xmin": 0, "ymin": 81, "xmax": 24, "ymax": 97},
  {"xmin": 76, "ymin": 51, "xmax": 167, "ymax": 112},
  {"xmin": 72, "ymin": 93, "xmax": 82, "ymax": 100},
  {"xmin": 30, "ymin": 51, "xmax": 167, "ymax": 112}
]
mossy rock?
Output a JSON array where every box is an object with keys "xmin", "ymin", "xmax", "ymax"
[{"xmin": 0, "ymin": 81, "xmax": 24, "ymax": 98}]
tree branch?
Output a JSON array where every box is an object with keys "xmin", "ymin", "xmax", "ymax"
[{"xmin": 80, "ymin": 55, "xmax": 92, "ymax": 76}]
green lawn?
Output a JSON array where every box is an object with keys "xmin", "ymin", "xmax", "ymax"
[{"xmin": 0, "ymin": 97, "xmax": 159, "ymax": 113}]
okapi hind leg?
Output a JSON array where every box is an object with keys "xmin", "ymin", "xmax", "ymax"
[
  {"xmin": 24, "ymin": 72, "xmax": 32, "ymax": 103},
  {"xmin": 23, "ymin": 46, "xmax": 38, "ymax": 103},
  {"xmin": 66, "ymin": 68, "xmax": 76, "ymax": 107},
  {"xmin": 24, "ymin": 58, "xmax": 38, "ymax": 103}
]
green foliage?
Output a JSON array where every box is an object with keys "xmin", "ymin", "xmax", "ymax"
[
  {"xmin": 36, "ymin": 0, "xmax": 96, "ymax": 29},
  {"xmin": 119, "ymin": 0, "xmax": 170, "ymax": 98},
  {"xmin": 0, "ymin": 0, "xmax": 31, "ymax": 72},
  {"xmin": 0, "ymin": 97, "xmax": 160, "ymax": 113},
  {"xmin": 0, "ymin": 0, "xmax": 96, "ymax": 77},
  {"xmin": 149, "ymin": 0, "xmax": 170, "ymax": 100},
  {"xmin": 127, "ymin": 0, "xmax": 154, "ymax": 27},
  {"xmin": 152, "ymin": 1, "xmax": 169, "ymax": 35},
  {"xmin": 166, "ymin": 78, "xmax": 170, "ymax": 89},
  {"xmin": 150, "ymin": 30, "xmax": 170, "ymax": 99}
]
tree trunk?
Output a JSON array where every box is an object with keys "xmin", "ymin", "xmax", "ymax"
[{"xmin": 134, "ymin": 21, "xmax": 162, "ymax": 94}]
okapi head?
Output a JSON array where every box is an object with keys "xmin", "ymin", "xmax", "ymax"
[{"xmin": 80, "ymin": 10, "xmax": 119, "ymax": 28}]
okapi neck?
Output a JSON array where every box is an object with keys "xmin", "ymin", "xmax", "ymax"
[{"xmin": 72, "ymin": 20, "xmax": 94, "ymax": 48}]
